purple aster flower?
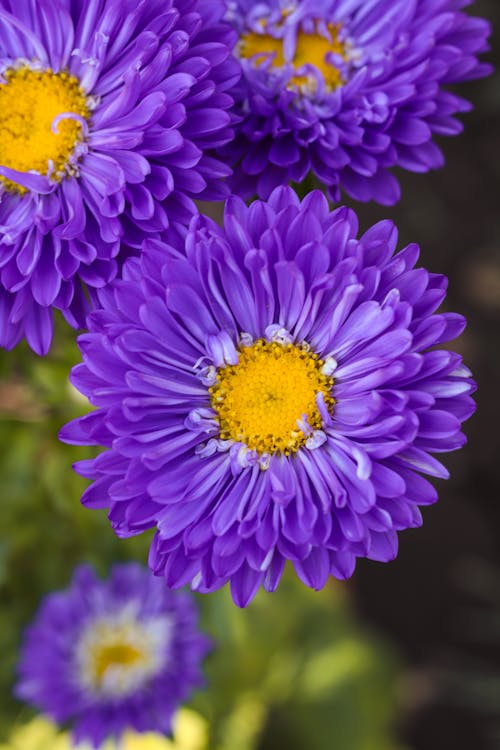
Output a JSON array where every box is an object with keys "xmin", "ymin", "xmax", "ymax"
[
  {"xmin": 16, "ymin": 563, "xmax": 210, "ymax": 748},
  {"xmin": 60, "ymin": 187, "xmax": 476, "ymax": 607},
  {"xmin": 0, "ymin": 0, "xmax": 239, "ymax": 355},
  {"xmin": 219, "ymin": 0, "xmax": 491, "ymax": 204}
]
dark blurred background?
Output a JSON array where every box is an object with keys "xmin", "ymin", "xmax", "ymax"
[{"xmin": 350, "ymin": 1, "xmax": 500, "ymax": 747}]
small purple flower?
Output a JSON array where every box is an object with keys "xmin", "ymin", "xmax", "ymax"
[
  {"xmin": 16, "ymin": 563, "xmax": 210, "ymax": 748},
  {"xmin": 0, "ymin": 0, "xmax": 239, "ymax": 355},
  {"xmin": 220, "ymin": 0, "xmax": 491, "ymax": 204},
  {"xmin": 60, "ymin": 187, "xmax": 476, "ymax": 607}
]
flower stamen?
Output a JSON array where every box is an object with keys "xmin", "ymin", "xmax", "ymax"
[
  {"xmin": 210, "ymin": 339, "xmax": 335, "ymax": 455},
  {"xmin": 239, "ymin": 21, "xmax": 348, "ymax": 93},
  {"xmin": 0, "ymin": 67, "xmax": 89, "ymax": 193},
  {"xmin": 77, "ymin": 616, "xmax": 168, "ymax": 698}
]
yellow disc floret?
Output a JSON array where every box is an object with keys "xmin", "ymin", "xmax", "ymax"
[
  {"xmin": 240, "ymin": 21, "xmax": 348, "ymax": 92},
  {"xmin": 78, "ymin": 617, "xmax": 166, "ymax": 696},
  {"xmin": 93, "ymin": 643, "xmax": 145, "ymax": 684},
  {"xmin": 210, "ymin": 339, "xmax": 335, "ymax": 455},
  {"xmin": 0, "ymin": 67, "xmax": 89, "ymax": 193},
  {"xmin": 240, "ymin": 32, "xmax": 285, "ymax": 67}
]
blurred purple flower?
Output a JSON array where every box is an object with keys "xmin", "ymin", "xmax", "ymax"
[
  {"xmin": 16, "ymin": 563, "xmax": 210, "ymax": 748},
  {"xmin": 61, "ymin": 187, "xmax": 476, "ymax": 607},
  {"xmin": 0, "ymin": 0, "xmax": 239, "ymax": 355},
  {"xmin": 220, "ymin": 0, "xmax": 491, "ymax": 203}
]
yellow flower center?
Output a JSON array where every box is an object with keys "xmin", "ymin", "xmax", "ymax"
[
  {"xmin": 93, "ymin": 643, "xmax": 145, "ymax": 684},
  {"xmin": 78, "ymin": 618, "xmax": 164, "ymax": 696},
  {"xmin": 239, "ymin": 22, "xmax": 348, "ymax": 92},
  {"xmin": 210, "ymin": 340, "xmax": 334, "ymax": 455},
  {"xmin": 0, "ymin": 67, "xmax": 89, "ymax": 193}
]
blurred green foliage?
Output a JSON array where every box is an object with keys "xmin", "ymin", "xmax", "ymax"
[
  {"xmin": 0, "ymin": 322, "xmax": 406, "ymax": 750},
  {"xmin": 199, "ymin": 574, "xmax": 404, "ymax": 750}
]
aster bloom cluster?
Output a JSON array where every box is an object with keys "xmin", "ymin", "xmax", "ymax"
[
  {"xmin": 0, "ymin": 0, "xmax": 486, "ymax": 690},
  {"xmin": 16, "ymin": 564, "xmax": 210, "ymax": 748},
  {"xmin": 60, "ymin": 188, "xmax": 476, "ymax": 606},
  {"xmin": 220, "ymin": 0, "xmax": 492, "ymax": 203},
  {"xmin": 0, "ymin": 0, "xmax": 238, "ymax": 354}
]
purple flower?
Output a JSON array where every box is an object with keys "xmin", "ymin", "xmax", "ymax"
[
  {"xmin": 220, "ymin": 0, "xmax": 491, "ymax": 204},
  {"xmin": 60, "ymin": 187, "xmax": 476, "ymax": 607},
  {"xmin": 16, "ymin": 563, "xmax": 210, "ymax": 748},
  {"xmin": 0, "ymin": 0, "xmax": 239, "ymax": 355}
]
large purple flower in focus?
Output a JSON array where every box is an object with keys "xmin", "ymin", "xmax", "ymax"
[
  {"xmin": 0, "ymin": 0, "xmax": 239, "ymax": 355},
  {"xmin": 61, "ymin": 187, "xmax": 476, "ymax": 607},
  {"xmin": 220, "ymin": 0, "xmax": 491, "ymax": 203},
  {"xmin": 16, "ymin": 563, "xmax": 210, "ymax": 748}
]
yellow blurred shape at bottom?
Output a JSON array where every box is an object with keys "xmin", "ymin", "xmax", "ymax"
[{"xmin": 0, "ymin": 710, "xmax": 208, "ymax": 750}]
